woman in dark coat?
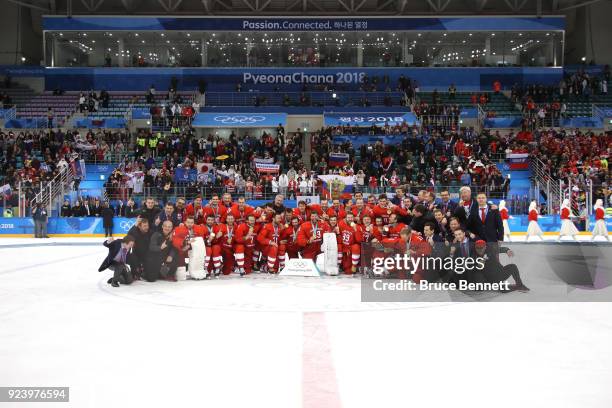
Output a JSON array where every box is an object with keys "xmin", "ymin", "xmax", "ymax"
[
  {"xmin": 101, "ymin": 201, "xmax": 115, "ymax": 237},
  {"xmin": 145, "ymin": 220, "xmax": 178, "ymax": 282}
]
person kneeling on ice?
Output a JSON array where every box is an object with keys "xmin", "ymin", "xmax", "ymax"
[
  {"xmin": 98, "ymin": 235, "xmax": 136, "ymax": 288},
  {"xmin": 473, "ymin": 240, "xmax": 529, "ymax": 292},
  {"xmin": 145, "ymin": 220, "xmax": 178, "ymax": 282}
]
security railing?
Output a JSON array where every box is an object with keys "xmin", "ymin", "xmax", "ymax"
[
  {"xmin": 75, "ymin": 182, "xmax": 510, "ymax": 208},
  {"xmin": 592, "ymin": 104, "xmax": 609, "ymax": 122},
  {"xmin": 417, "ymin": 114, "xmax": 461, "ymax": 128},
  {"xmin": 23, "ymin": 162, "xmax": 74, "ymax": 216},
  {"xmin": 79, "ymin": 150, "xmax": 131, "ymax": 164},
  {"xmin": 2, "ymin": 106, "xmax": 17, "ymax": 120},
  {"xmin": 530, "ymin": 156, "xmax": 560, "ymax": 215},
  {"xmin": 477, "ymin": 104, "xmax": 486, "ymax": 129}
]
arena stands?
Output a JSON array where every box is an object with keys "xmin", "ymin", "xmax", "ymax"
[{"xmin": 418, "ymin": 90, "xmax": 522, "ymax": 118}]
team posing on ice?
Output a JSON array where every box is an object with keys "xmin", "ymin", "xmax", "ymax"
[{"xmin": 98, "ymin": 187, "xmax": 609, "ymax": 286}]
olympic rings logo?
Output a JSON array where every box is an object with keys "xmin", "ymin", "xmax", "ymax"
[
  {"xmin": 213, "ymin": 115, "xmax": 266, "ymax": 124},
  {"xmin": 119, "ymin": 220, "xmax": 135, "ymax": 231}
]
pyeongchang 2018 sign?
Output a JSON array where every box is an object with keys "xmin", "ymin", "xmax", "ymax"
[{"xmin": 243, "ymin": 72, "xmax": 365, "ymax": 85}]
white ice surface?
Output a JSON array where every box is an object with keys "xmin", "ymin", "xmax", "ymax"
[{"xmin": 0, "ymin": 239, "xmax": 611, "ymax": 408}]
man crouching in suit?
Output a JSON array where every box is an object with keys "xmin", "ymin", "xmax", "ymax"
[
  {"xmin": 99, "ymin": 235, "xmax": 136, "ymax": 287},
  {"xmin": 473, "ymin": 240, "xmax": 530, "ymax": 292}
]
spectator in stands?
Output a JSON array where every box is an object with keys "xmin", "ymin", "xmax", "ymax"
[
  {"xmin": 448, "ymin": 83, "xmax": 456, "ymax": 99},
  {"xmin": 47, "ymin": 108, "xmax": 54, "ymax": 129},
  {"xmin": 146, "ymin": 85, "xmax": 156, "ymax": 104},
  {"xmin": 71, "ymin": 200, "xmax": 86, "ymax": 217},
  {"xmin": 120, "ymin": 198, "xmax": 139, "ymax": 218},
  {"xmin": 60, "ymin": 200, "xmax": 71, "ymax": 217}
]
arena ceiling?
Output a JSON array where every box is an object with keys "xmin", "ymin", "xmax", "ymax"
[{"xmin": 8, "ymin": 0, "xmax": 605, "ymax": 15}]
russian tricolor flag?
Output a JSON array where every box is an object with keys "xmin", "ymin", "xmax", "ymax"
[
  {"xmin": 328, "ymin": 153, "xmax": 349, "ymax": 167},
  {"xmin": 506, "ymin": 153, "xmax": 530, "ymax": 170},
  {"xmin": 318, "ymin": 175, "xmax": 354, "ymax": 199}
]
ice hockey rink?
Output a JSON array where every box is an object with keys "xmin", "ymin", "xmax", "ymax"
[{"xmin": 1, "ymin": 237, "xmax": 612, "ymax": 408}]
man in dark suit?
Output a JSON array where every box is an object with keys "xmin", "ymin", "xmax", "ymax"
[
  {"xmin": 390, "ymin": 187, "xmax": 406, "ymax": 206},
  {"xmin": 157, "ymin": 202, "xmax": 179, "ymax": 230},
  {"xmin": 421, "ymin": 222, "xmax": 447, "ymax": 281},
  {"xmin": 452, "ymin": 186, "xmax": 476, "ymax": 226},
  {"xmin": 449, "ymin": 228, "xmax": 476, "ymax": 259},
  {"xmin": 466, "ymin": 192, "xmax": 504, "ymax": 259},
  {"xmin": 448, "ymin": 227, "xmax": 482, "ymax": 284},
  {"xmin": 98, "ymin": 235, "xmax": 135, "ymax": 287},
  {"xmin": 435, "ymin": 189, "xmax": 457, "ymax": 218},
  {"xmin": 423, "ymin": 221, "xmax": 446, "ymax": 256},
  {"xmin": 432, "ymin": 209, "xmax": 448, "ymax": 237}
]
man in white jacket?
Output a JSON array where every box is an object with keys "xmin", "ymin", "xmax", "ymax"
[
  {"xmin": 278, "ymin": 173, "xmax": 289, "ymax": 197},
  {"xmin": 271, "ymin": 177, "xmax": 279, "ymax": 194}
]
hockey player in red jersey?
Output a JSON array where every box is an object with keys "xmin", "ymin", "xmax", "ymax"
[
  {"xmin": 256, "ymin": 203, "xmax": 276, "ymax": 224},
  {"xmin": 384, "ymin": 213, "xmax": 406, "ymax": 239},
  {"xmin": 327, "ymin": 215, "xmax": 344, "ymax": 269},
  {"xmin": 382, "ymin": 226, "xmax": 431, "ymax": 281},
  {"xmin": 309, "ymin": 200, "xmax": 331, "ymax": 221},
  {"xmin": 337, "ymin": 213, "xmax": 362, "ymax": 274},
  {"xmin": 229, "ymin": 197, "xmax": 254, "ymax": 224},
  {"xmin": 358, "ymin": 214, "xmax": 384, "ymax": 243},
  {"xmin": 327, "ymin": 199, "xmax": 347, "ymax": 219},
  {"xmin": 234, "ymin": 214, "xmax": 261, "ymax": 275},
  {"xmin": 371, "ymin": 194, "xmax": 396, "ymax": 224},
  {"xmin": 280, "ymin": 216, "xmax": 302, "ymax": 259},
  {"xmin": 297, "ymin": 212, "xmax": 331, "ymax": 259},
  {"xmin": 200, "ymin": 215, "xmax": 221, "ymax": 277},
  {"xmin": 220, "ymin": 193, "xmax": 233, "ymax": 210},
  {"xmin": 203, "ymin": 195, "xmax": 228, "ymax": 224},
  {"xmin": 214, "ymin": 213, "xmax": 237, "ymax": 275},
  {"xmin": 366, "ymin": 194, "xmax": 378, "ymax": 209},
  {"xmin": 257, "ymin": 213, "xmax": 286, "ymax": 273},
  {"xmin": 357, "ymin": 214, "xmax": 384, "ymax": 275},
  {"xmin": 184, "ymin": 195, "xmax": 205, "ymax": 224},
  {"xmin": 351, "ymin": 198, "xmax": 373, "ymax": 224},
  {"xmin": 172, "ymin": 216, "xmax": 206, "ymax": 270},
  {"xmin": 292, "ymin": 200, "xmax": 311, "ymax": 222}
]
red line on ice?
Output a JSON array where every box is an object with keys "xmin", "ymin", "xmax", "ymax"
[{"xmin": 302, "ymin": 312, "xmax": 342, "ymax": 408}]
